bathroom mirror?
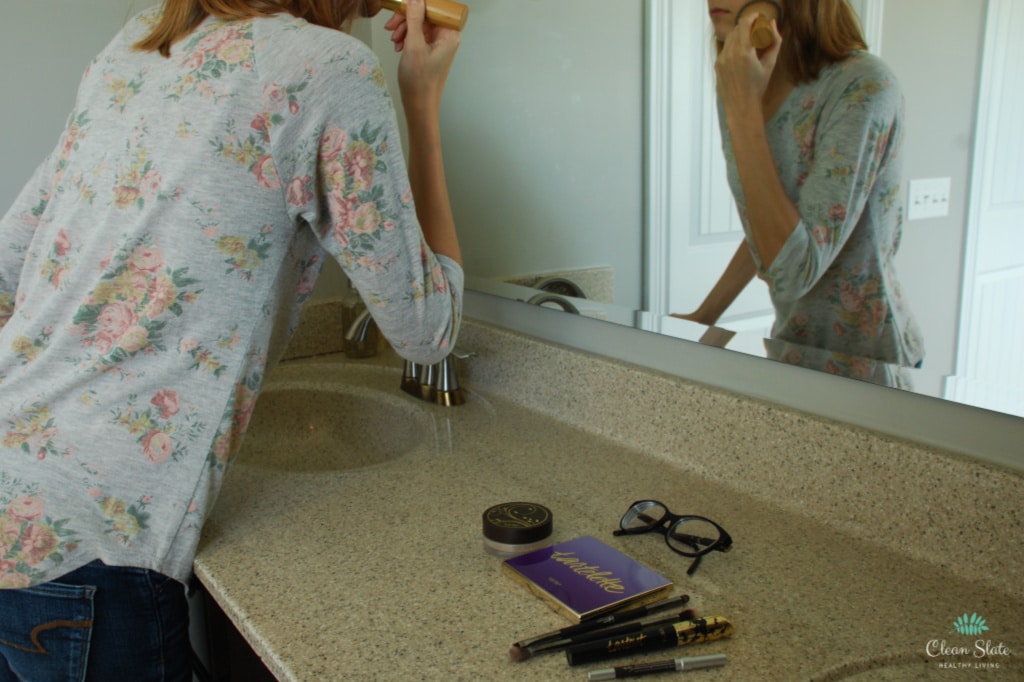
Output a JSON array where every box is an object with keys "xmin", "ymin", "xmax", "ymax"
[
  {"xmin": 3, "ymin": 1, "xmax": 1021, "ymax": 470},
  {"xmin": 433, "ymin": 0, "xmax": 1023, "ymax": 421}
]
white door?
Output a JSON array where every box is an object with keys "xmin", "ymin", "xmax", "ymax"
[{"xmin": 950, "ymin": 0, "xmax": 1024, "ymax": 416}]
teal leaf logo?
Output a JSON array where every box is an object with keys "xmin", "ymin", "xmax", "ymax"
[{"xmin": 950, "ymin": 613, "xmax": 989, "ymax": 636}]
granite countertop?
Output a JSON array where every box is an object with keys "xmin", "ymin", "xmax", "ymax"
[{"xmin": 193, "ymin": 324, "xmax": 1024, "ymax": 681}]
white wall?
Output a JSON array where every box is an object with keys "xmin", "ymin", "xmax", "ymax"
[
  {"xmin": 397, "ymin": 0, "xmax": 646, "ymax": 310},
  {"xmin": 884, "ymin": 0, "xmax": 986, "ymax": 380},
  {"xmin": 0, "ymin": 2, "xmax": 156, "ymax": 210}
]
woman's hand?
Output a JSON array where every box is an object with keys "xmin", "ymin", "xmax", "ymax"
[
  {"xmin": 382, "ymin": 0, "xmax": 462, "ymax": 265},
  {"xmin": 384, "ymin": 0, "xmax": 461, "ymax": 117},
  {"xmin": 670, "ymin": 310, "xmax": 716, "ymax": 325},
  {"xmin": 715, "ymin": 11, "xmax": 782, "ymax": 118}
]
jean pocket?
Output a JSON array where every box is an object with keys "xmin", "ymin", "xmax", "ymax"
[{"xmin": 0, "ymin": 581, "xmax": 94, "ymax": 682}]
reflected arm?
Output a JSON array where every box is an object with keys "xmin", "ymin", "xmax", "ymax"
[{"xmin": 672, "ymin": 241, "xmax": 757, "ymax": 326}]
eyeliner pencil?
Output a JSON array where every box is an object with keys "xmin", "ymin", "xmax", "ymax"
[
  {"xmin": 587, "ymin": 653, "xmax": 729, "ymax": 681},
  {"xmin": 509, "ymin": 594, "xmax": 690, "ymax": 654},
  {"xmin": 509, "ymin": 609, "xmax": 697, "ymax": 662}
]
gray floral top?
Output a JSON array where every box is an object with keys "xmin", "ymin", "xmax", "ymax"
[
  {"xmin": 721, "ymin": 51, "xmax": 924, "ymax": 373},
  {"xmin": 0, "ymin": 10, "xmax": 462, "ymax": 588}
]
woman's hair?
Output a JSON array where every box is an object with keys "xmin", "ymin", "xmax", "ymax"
[
  {"xmin": 719, "ymin": 0, "xmax": 867, "ymax": 82},
  {"xmin": 778, "ymin": 0, "xmax": 867, "ymax": 81},
  {"xmin": 135, "ymin": 0, "xmax": 363, "ymax": 56}
]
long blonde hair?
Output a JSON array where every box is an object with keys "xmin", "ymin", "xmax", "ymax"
[
  {"xmin": 777, "ymin": 0, "xmax": 867, "ymax": 81},
  {"xmin": 135, "ymin": 0, "xmax": 363, "ymax": 56}
]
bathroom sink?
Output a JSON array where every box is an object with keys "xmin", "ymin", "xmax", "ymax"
[{"xmin": 237, "ymin": 362, "xmax": 435, "ymax": 472}]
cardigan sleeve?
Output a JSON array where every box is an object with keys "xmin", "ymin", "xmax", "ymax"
[
  {"xmin": 256, "ymin": 22, "xmax": 463, "ymax": 364},
  {"xmin": 762, "ymin": 59, "xmax": 904, "ymax": 302}
]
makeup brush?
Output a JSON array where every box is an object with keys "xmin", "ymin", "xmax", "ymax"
[
  {"xmin": 509, "ymin": 608, "xmax": 699, "ymax": 663},
  {"xmin": 378, "ymin": 0, "xmax": 470, "ymax": 31},
  {"xmin": 737, "ymin": 0, "xmax": 782, "ymax": 49},
  {"xmin": 508, "ymin": 594, "xmax": 690, "ymax": 659}
]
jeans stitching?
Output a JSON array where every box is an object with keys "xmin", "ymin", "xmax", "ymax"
[
  {"xmin": 0, "ymin": 619, "xmax": 93, "ymax": 654},
  {"xmin": 145, "ymin": 571, "xmax": 168, "ymax": 678}
]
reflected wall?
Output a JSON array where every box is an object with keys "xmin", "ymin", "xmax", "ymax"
[{"xmin": 432, "ymin": 0, "xmax": 646, "ymax": 310}]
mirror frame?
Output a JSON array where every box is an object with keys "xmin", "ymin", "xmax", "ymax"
[{"xmin": 464, "ymin": 290, "xmax": 1023, "ymax": 472}]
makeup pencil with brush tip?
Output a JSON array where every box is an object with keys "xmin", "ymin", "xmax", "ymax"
[
  {"xmin": 509, "ymin": 608, "xmax": 698, "ymax": 662},
  {"xmin": 508, "ymin": 595, "xmax": 690, "ymax": 660}
]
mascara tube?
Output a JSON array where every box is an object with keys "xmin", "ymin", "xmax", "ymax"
[
  {"xmin": 566, "ymin": 616, "xmax": 734, "ymax": 667},
  {"xmin": 587, "ymin": 653, "xmax": 728, "ymax": 680}
]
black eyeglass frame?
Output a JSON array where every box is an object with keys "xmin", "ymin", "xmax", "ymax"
[{"xmin": 613, "ymin": 500, "xmax": 733, "ymax": 575}]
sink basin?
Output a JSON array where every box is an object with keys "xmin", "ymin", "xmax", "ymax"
[{"xmin": 237, "ymin": 363, "xmax": 435, "ymax": 472}]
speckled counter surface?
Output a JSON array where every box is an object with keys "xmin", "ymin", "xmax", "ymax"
[{"xmin": 194, "ymin": 315, "xmax": 1024, "ymax": 681}]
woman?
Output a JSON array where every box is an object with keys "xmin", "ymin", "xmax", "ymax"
[
  {"xmin": 0, "ymin": 0, "xmax": 461, "ymax": 678},
  {"xmin": 677, "ymin": 0, "xmax": 924, "ymax": 382}
]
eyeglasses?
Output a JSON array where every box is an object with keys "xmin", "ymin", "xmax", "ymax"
[{"xmin": 613, "ymin": 500, "xmax": 732, "ymax": 575}]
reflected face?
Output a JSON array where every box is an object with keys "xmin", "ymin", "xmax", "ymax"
[{"xmin": 707, "ymin": 0, "xmax": 751, "ymax": 42}]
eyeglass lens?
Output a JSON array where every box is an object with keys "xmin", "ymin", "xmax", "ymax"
[
  {"xmin": 621, "ymin": 501, "xmax": 723, "ymax": 557},
  {"xmin": 666, "ymin": 517, "xmax": 721, "ymax": 556},
  {"xmin": 620, "ymin": 500, "xmax": 668, "ymax": 530}
]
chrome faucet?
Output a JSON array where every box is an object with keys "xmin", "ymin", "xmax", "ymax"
[
  {"xmin": 343, "ymin": 307, "xmax": 468, "ymax": 406},
  {"xmin": 533, "ymin": 276, "xmax": 587, "ymax": 299},
  {"xmin": 526, "ymin": 293, "xmax": 581, "ymax": 314},
  {"xmin": 343, "ymin": 309, "xmax": 380, "ymax": 358},
  {"xmin": 401, "ymin": 353, "xmax": 470, "ymax": 406}
]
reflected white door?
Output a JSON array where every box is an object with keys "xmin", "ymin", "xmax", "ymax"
[
  {"xmin": 950, "ymin": 0, "xmax": 1024, "ymax": 416},
  {"xmin": 646, "ymin": 1, "xmax": 774, "ymax": 339}
]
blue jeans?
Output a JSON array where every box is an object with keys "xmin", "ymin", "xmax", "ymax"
[{"xmin": 0, "ymin": 561, "xmax": 192, "ymax": 682}]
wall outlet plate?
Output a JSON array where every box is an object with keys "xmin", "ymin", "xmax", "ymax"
[{"xmin": 907, "ymin": 177, "xmax": 951, "ymax": 221}]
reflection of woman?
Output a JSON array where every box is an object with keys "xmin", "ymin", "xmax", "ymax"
[
  {"xmin": 0, "ymin": 0, "xmax": 460, "ymax": 677},
  {"xmin": 677, "ymin": 0, "xmax": 924, "ymax": 372}
]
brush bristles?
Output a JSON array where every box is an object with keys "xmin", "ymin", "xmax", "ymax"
[{"xmin": 508, "ymin": 644, "xmax": 531, "ymax": 662}]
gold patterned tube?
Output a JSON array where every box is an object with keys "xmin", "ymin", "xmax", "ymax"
[{"xmin": 565, "ymin": 616, "xmax": 735, "ymax": 666}]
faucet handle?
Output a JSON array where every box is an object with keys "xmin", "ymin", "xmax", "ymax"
[
  {"xmin": 433, "ymin": 355, "xmax": 465, "ymax": 407},
  {"xmin": 401, "ymin": 359, "xmax": 439, "ymax": 402},
  {"xmin": 400, "ymin": 354, "xmax": 466, "ymax": 406},
  {"xmin": 419, "ymin": 362, "xmax": 439, "ymax": 402},
  {"xmin": 344, "ymin": 309, "xmax": 380, "ymax": 358},
  {"xmin": 401, "ymin": 360, "xmax": 423, "ymax": 398}
]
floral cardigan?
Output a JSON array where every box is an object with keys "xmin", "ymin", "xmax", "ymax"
[
  {"xmin": 0, "ymin": 10, "xmax": 462, "ymax": 588},
  {"xmin": 721, "ymin": 51, "xmax": 924, "ymax": 377}
]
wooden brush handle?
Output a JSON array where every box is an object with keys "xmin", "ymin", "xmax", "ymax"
[
  {"xmin": 379, "ymin": 0, "xmax": 470, "ymax": 31},
  {"xmin": 750, "ymin": 14, "xmax": 774, "ymax": 49},
  {"xmin": 739, "ymin": 1, "xmax": 780, "ymax": 49}
]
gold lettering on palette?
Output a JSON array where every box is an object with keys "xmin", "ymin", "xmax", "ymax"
[{"xmin": 548, "ymin": 551, "xmax": 626, "ymax": 594}]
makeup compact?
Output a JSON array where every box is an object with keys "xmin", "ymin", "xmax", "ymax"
[{"xmin": 482, "ymin": 502, "xmax": 553, "ymax": 557}]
